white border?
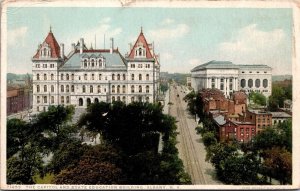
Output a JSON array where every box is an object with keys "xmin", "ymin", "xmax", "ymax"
[{"xmin": 1, "ymin": 0, "xmax": 300, "ymax": 190}]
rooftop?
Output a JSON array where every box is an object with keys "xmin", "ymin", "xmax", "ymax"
[
  {"xmin": 191, "ymin": 60, "xmax": 238, "ymax": 72},
  {"xmin": 248, "ymin": 109, "xmax": 271, "ymax": 115},
  {"xmin": 213, "ymin": 115, "xmax": 226, "ymax": 126},
  {"xmin": 60, "ymin": 50, "xmax": 127, "ymax": 71},
  {"xmin": 270, "ymin": 112, "xmax": 292, "ymax": 118}
]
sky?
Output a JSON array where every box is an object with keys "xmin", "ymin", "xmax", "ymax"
[{"xmin": 7, "ymin": 7, "xmax": 293, "ymax": 75}]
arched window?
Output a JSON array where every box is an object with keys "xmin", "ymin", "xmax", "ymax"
[
  {"xmin": 99, "ymin": 59, "xmax": 102, "ymax": 67},
  {"xmin": 146, "ymin": 85, "xmax": 149, "ymax": 93},
  {"xmin": 112, "ymin": 74, "xmax": 115, "ymax": 80},
  {"xmin": 79, "ymin": 98, "xmax": 83, "ymax": 106},
  {"xmin": 71, "ymin": 74, "xmax": 74, "ymax": 80},
  {"xmin": 241, "ymin": 79, "xmax": 246, "ymax": 88},
  {"xmin": 255, "ymin": 79, "xmax": 260, "ymax": 88},
  {"xmin": 117, "ymin": 96, "xmax": 120, "ymax": 101},
  {"xmin": 51, "ymin": 96, "xmax": 54, "ymax": 104},
  {"xmin": 122, "ymin": 96, "xmax": 126, "ymax": 102},
  {"xmin": 84, "ymin": 74, "xmax": 87, "ymax": 80},
  {"xmin": 71, "ymin": 85, "xmax": 74, "ymax": 92},
  {"xmin": 44, "ymin": 85, "xmax": 47, "ymax": 92},
  {"xmin": 138, "ymin": 48, "xmax": 142, "ymax": 56},
  {"xmin": 44, "ymin": 74, "xmax": 47, "ymax": 80},
  {"xmin": 66, "ymin": 74, "xmax": 69, "ymax": 80},
  {"xmin": 146, "ymin": 74, "xmax": 149, "ymax": 80},
  {"xmin": 37, "ymin": 74, "xmax": 40, "ymax": 80},
  {"xmin": 44, "ymin": 96, "xmax": 47, "ymax": 103},
  {"xmin": 94, "ymin": 98, "xmax": 99, "ymax": 103},
  {"xmin": 43, "ymin": 48, "xmax": 47, "ymax": 57},
  {"xmin": 61, "ymin": 73, "xmax": 64, "ymax": 80},
  {"xmin": 91, "ymin": 60, "xmax": 95, "ymax": 67},
  {"xmin": 131, "ymin": 85, "xmax": 135, "ymax": 93},
  {"xmin": 131, "ymin": 74, "xmax": 134, "ymax": 80},
  {"xmin": 51, "ymin": 85, "xmax": 54, "ymax": 92},
  {"xmin": 61, "ymin": 85, "xmax": 64, "ymax": 92},
  {"xmin": 117, "ymin": 85, "xmax": 120, "ymax": 93},
  {"xmin": 83, "ymin": 85, "xmax": 86, "ymax": 93},
  {"xmin": 263, "ymin": 79, "xmax": 268, "ymax": 88},
  {"xmin": 37, "ymin": 96, "xmax": 40, "ymax": 103},
  {"xmin": 117, "ymin": 74, "xmax": 120, "ymax": 81},
  {"xmin": 122, "ymin": 85, "xmax": 126, "ymax": 93},
  {"xmin": 112, "ymin": 85, "xmax": 115, "ymax": 93},
  {"xmin": 51, "ymin": 74, "xmax": 54, "ymax": 80},
  {"xmin": 123, "ymin": 74, "xmax": 126, "ymax": 80},
  {"xmin": 139, "ymin": 85, "xmax": 142, "ymax": 93},
  {"xmin": 61, "ymin": 96, "xmax": 64, "ymax": 104},
  {"xmin": 66, "ymin": 85, "xmax": 69, "ymax": 92},
  {"xmin": 91, "ymin": 74, "xmax": 95, "ymax": 80},
  {"xmin": 90, "ymin": 85, "xmax": 93, "ymax": 93},
  {"xmin": 87, "ymin": 98, "xmax": 91, "ymax": 106},
  {"xmin": 112, "ymin": 96, "xmax": 115, "ymax": 102},
  {"xmin": 131, "ymin": 97, "xmax": 135, "ymax": 102},
  {"xmin": 97, "ymin": 85, "xmax": 101, "ymax": 93},
  {"xmin": 84, "ymin": 60, "xmax": 87, "ymax": 68},
  {"xmin": 66, "ymin": 96, "xmax": 70, "ymax": 104},
  {"xmin": 248, "ymin": 79, "xmax": 253, "ymax": 88},
  {"xmin": 146, "ymin": 97, "xmax": 149, "ymax": 102},
  {"xmin": 99, "ymin": 74, "xmax": 102, "ymax": 80},
  {"xmin": 220, "ymin": 84, "xmax": 224, "ymax": 90},
  {"xmin": 37, "ymin": 85, "xmax": 40, "ymax": 92},
  {"xmin": 139, "ymin": 74, "xmax": 142, "ymax": 81}
]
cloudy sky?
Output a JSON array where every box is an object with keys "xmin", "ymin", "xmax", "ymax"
[{"xmin": 7, "ymin": 7, "xmax": 293, "ymax": 75}]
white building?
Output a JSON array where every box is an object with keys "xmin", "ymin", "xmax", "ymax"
[
  {"xmin": 191, "ymin": 60, "xmax": 272, "ymax": 97},
  {"xmin": 32, "ymin": 28, "xmax": 160, "ymax": 113}
]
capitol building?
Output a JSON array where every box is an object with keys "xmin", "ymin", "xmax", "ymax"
[
  {"xmin": 32, "ymin": 28, "xmax": 160, "ymax": 113},
  {"xmin": 191, "ymin": 61, "xmax": 272, "ymax": 97}
]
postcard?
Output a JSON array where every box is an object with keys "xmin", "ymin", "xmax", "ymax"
[{"xmin": 1, "ymin": 0, "xmax": 300, "ymax": 190}]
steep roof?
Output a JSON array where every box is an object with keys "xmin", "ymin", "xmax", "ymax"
[
  {"xmin": 128, "ymin": 30, "xmax": 153, "ymax": 59},
  {"xmin": 33, "ymin": 30, "xmax": 61, "ymax": 59},
  {"xmin": 60, "ymin": 49, "xmax": 127, "ymax": 71}
]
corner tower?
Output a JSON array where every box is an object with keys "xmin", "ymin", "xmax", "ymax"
[
  {"xmin": 32, "ymin": 28, "xmax": 64, "ymax": 113},
  {"xmin": 126, "ymin": 28, "xmax": 160, "ymax": 103}
]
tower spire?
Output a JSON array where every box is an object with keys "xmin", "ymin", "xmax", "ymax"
[{"xmin": 141, "ymin": 26, "xmax": 143, "ymax": 34}]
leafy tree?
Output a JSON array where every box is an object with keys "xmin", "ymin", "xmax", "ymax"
[
  {"xmin": 262, "ymin": 147, "xmax": 292, "ymax": 185},
  {"xmin": 160, "ymin": 83, "xmax": 169, "ymax": 94},
  {"xmin": 7, "ymin": 145, "xmax": 43, "ymax": 184},
  {"xmin": 52, "ymin": 144, "xmax": 126, "ymax": 184},
  {"xmin": 220, "ymin": 153, "xmax": 261, "ymax": 184},
  {"xmin": 249, "ymin": 92, "xmax": 266, "ymax": 106},
  {"xmin": 277, "ymin": 119, "xmax": 292, "ymax": 152},
  {"xmin": 202, "ymin": 132, "xmax": 217, "ymax": 147},
  {"xmin": 268, "ymin": 85, "xmax": 285, "ymax": 111},
  {"xmin": 31, "ymin": 105, "xmax": 76, "ymax": 151}
]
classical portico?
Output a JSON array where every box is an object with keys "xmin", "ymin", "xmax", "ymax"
[{"xmin": 191, "ymin": 60, "xmax": 272, "ymax": 97}]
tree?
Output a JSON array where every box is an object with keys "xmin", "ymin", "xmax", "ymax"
[
  {"xmin": 268, "ymin": 85, "xmax": 285, "ymax": 111},
  {"xmin": 249, "ymin": 92, "xmax": 266, "ymax": 106},
  {"xmin": 52, "ymin": 144, "xmax": 126, "ymax": 184},
  {"xmin": 160, "ymin": 83, "xmax": 169, "ymax": 95},
  {"xmin": 7, "ymin": 145, "xmax": 43, "ymax": 184},
  {"xmin": 262, "ymin": 147, "xmax": 292, "ymax": 184},
  {"xmin": 31, "ymin": 105, "xmax": 76, "ymax": 151},
  {"xmin": 202, "ymin": 132, "xmax": 217, "ymax": 147}
]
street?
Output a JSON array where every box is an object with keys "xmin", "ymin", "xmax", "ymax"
[{"xmin": 169, "ymin": 84, "xmax": 222, "ymax": 185}]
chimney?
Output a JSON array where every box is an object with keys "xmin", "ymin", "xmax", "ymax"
[
  {"xmin": 60, "ymin": 43, "xmax": 64, "ymax": 58},
  {"xmin": 110, "ymin": 38, "xmax": 114, "ymax": 54},
  {"xmin": 72, "ymin": 43, "xmax": 76, "ymax": 51},
  {"xmin": 80, "ymin": 38, "xmax": 84, "ymax": 54}
]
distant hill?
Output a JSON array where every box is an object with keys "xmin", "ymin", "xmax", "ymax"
[
  {"xmin": 7, "ymin": 73, "xmax": 32, "ymax": 81},
  {"xmin": 272, "ymin": 75, "xmax": 292, "ymax": 82}
]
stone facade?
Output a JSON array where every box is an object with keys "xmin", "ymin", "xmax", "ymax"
[
  {"xmin": 32, "ymin": 29, "xmax": 160, "ymax": 113},
  {"xmin": 191, "ymin": 60, "xmax": 272, "ymax": 97}
]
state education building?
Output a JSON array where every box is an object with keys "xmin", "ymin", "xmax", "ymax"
[
  {"xmin": 191, "ymin": 61, "xmax": 272, "ymax": 98},
  {"xmin": 32, "ymin": 28, "xmax": 160, "ymax": 113}
]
